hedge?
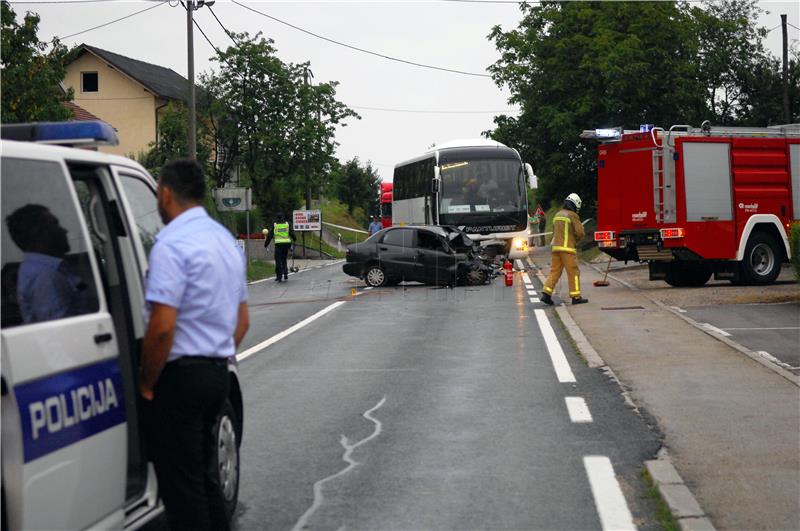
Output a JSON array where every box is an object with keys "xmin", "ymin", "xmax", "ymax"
[{"xmin": 791, "ymin": 222, "xmax": 800, "ymax": 282}]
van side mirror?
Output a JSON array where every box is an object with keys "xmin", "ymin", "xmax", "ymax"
[{"xmin": 525, "ymin": 163, "xmax": 537, "ymax": 189}]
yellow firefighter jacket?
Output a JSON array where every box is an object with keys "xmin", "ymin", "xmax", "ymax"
[{"xmin": 551, "ymin": 208, "xmax": 584, "ymax": 254}]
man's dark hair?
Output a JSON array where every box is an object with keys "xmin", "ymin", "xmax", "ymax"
[
  {"xmin": 6, "ymin": 204, "xmax": 50, "ymax": 251},
  {"xmin": 159, "ymin": 158, "xmax": 206, "ymax": 203}
]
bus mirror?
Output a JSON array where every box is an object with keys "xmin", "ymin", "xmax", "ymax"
[
  {"xmin": 525, "ymin": 163, "xmax": 537, "ymax": 189},
  {"xmin": 432, "ymin": 178, "xmax": 440, "ymax": 194}
]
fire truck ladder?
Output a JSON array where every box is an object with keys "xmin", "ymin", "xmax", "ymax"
[{"xmin": 650, "ymin": 126, "xmax": 678, "ymax": 225}]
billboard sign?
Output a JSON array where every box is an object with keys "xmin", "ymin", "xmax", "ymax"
[{"xmin": 293, "ymin": 210, "xmax": 321, "ymax": 231}]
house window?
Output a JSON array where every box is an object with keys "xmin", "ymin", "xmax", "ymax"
[{"xmin": 81, "ymin": 72, "xmax": 98, "ymax": 93}]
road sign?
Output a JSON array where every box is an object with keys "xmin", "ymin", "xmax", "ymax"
[
  {"xmin": 214, "ymin": 187, "xmax": 252, "ymax": 212},
  {"xmin": 293, "ymin": 209, "xmax": 322, "ymax": 231}
]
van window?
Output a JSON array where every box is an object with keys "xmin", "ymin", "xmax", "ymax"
[
  {"xmin": 118, "ymin": 173, "xmax": 163, "ymax": 255},
  {"xmin": 1, "ymin": 158, "xmax": 100, "ymax": 328}
]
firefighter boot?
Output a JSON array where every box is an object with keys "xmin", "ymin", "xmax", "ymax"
[
  {"xmin": 571, "ymin": 296, "xmax": 589, "ymax": 305},
  {"xmin": 541, "ymin": 292, "xmax": 554, "ymax": 305}
]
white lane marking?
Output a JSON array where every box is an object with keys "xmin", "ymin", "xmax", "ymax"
[
  {"xmin": 527, "ymin": 289, "xmax": 537, "ymax": 295},
  {"xmin": 726, "ymin": 327, "xmax": 800, "ymax": 331},
  {"xmin": 670, "ymin": 306, "xmax": 687, "ymax": 313},
  {"xmin": 522, "ymin": 273, "xmax": 532, "ymax": 284},
  {"xmin": 248, "ymin": 260, "xmax": 345, "ymax": 285},
  {"xmin": 583, "ymin": 456, "xmax": 636, "ymax": 531},
  {"xmin": 514, "ymin": 259, "xmax": 525, "ymax": 271},
  {"xmin": 565, "ymin": 397, "xmax": 593, "ymax": 423},
  {"xmin": 534, "ymin": 309, "xmax": 576, "ymax": 383},
  {"xmin": 530, "ymin": 297, "xmax": 540, "ymax": 303},
  {"xmin": 291, "ymin": 397, "xmax": 387, "ymax": 531},
  {"xmin": 236, "ymin": 301, "xmax": 347, "ymax": 361},
  {"xmin": 701, "ymin": 323, "xmax": 731, "ymax": 337},
  {"xmin": 527, "ymin": 257, "xmax": 535, "ymax": 268}
]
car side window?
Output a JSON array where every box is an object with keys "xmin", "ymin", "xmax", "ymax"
[
  {"xmin": 381, "ymin": 228, "xmax": 414, "ymax": 247},
  {"xmin": 1, "ymin": 158, "xmax": 100, "ymax": 328},
  {"xmin": 417, "ymin": 230, "xmax": 445, "ymax": 251},
  {"xmin": 118, "ymin": 173, "xmax": 163, "ymax": 256}
]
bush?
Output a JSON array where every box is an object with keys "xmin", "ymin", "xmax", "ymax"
[{"xmin": 791, "ymin": 222, "xmax": 800, "ymax": 282}]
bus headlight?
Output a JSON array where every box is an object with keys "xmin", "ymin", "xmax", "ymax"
[{"xmin": 512, "ymin": 237, "xmax": 528, "ymax": 251}]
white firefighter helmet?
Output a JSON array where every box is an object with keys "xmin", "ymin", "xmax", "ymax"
[{"xmin": 566, "ymin": 193, "xmax": 582, "ymax": 211}]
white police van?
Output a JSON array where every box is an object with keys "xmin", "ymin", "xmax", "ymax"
[{"xmin": 1, "ymin": 122, "xmax": 244, "ymax": 530}]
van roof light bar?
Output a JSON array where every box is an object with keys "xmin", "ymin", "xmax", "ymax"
[{"xmin": 1, "ymin": 120, "xmax": 119, "ymax": 147}]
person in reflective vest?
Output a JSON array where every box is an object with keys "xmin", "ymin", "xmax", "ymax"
[
  {"xmin": 264, "ymin": 213, "xmax": 295, "ymax": 282},
  {"xmin": 541, "ymin": 193, "xmax": 588, "ymax": 305}
]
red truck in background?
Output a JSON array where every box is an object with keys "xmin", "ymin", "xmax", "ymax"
[
  {"xmin": 380, "ymin": 182, "xmax": 393, "ymax": 228},
  {"xmin": 585, "ymin": 122, "xmax": 800, "ymax": 286}
]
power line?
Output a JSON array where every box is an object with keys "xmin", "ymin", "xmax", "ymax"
[
  {"xmin": 8, "ymin": 0, "xmax": 121, "ymax": 4},
  {"xmin": 207, "ymin": 5, "xmax": 238, "ymax": 45},
  {"xmin": 349, "ymin": 105, "xmax": 519, "ymax": 114},
  {"xmin": 788, "ymin": 23, "xmax": 800, "ymax": 32},
  {"xmin": 230, "ymin": 0, "xmax": 492, "ymax": 78},
  {"xmin": 58, "ymin": 1, "xmax": 168, "ymax": 41}
]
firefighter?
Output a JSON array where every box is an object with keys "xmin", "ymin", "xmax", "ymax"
[{"xmin": 541, "ymin": 193, "xmax": 588, "ymax": 305}]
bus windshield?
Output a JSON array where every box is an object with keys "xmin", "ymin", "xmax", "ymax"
[{"xmin": 439, "ymin": 159, "xmax": 525, "ymax": 215}]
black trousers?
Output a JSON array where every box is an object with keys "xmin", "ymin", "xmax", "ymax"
[
  {"xmin": 274, "ymin": 243, "xmax": 291, "ymax": 279},
  {"xmin": 147, "ymin": 359, "xmax": 230, "ymax": 531}
]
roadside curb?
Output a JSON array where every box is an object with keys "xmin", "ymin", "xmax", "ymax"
[
  {"xmin": 527, "ymin": 256, "xmax": 714, "ymax": 530},
  {"xmin": 585, "ymin": 263, "xmax": 800, "ymax": 388},
  {"xmin": 646, "ymin": 455, "xmax": 717, "ymax": 531}
]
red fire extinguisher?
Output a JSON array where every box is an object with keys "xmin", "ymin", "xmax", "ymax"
[{"xmin": 503, "ymin": 260, "xmax": 513, "ymax": 287}]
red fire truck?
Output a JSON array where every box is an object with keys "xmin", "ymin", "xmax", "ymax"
[
  {"xmin": 380, "ymin": 182, "xmax": 393, "ymax": 228},
  {"xmin": 586, "ymin": 122, "xmax": 800, "ymax": 286}
]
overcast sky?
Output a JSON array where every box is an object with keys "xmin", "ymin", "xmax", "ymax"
[{"xmin": 18, "ymin": 0, "xmax": 800, "ymax": 182}]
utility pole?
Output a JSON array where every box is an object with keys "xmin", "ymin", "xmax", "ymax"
[
  {"xmin": 781, "ymin": 14, "xmax": 790, "ymax": 123},
  {"xmin": 303, "ymin": 67, "xmax": 313, "ymax": 211},
  {"xmin": 187, "ymin": 0, "xmax": 196, "ymax": 160}
]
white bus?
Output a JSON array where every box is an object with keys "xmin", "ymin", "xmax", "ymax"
[{"xmin": 392, "ymin": 139, "xmax": 536, "ymax": 259}]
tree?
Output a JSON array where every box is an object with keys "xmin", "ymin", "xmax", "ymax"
[
  {"xmin": 137, "ymin": 102, "xmax": 211, "ymax": 174},
  {"xmin": 487, "ymin": 1, "xmax": 704, "ymax": 213},
  {"xmin": 1, "ymin": 1, "xmax": 73, "ymax": 122},
  {"xmin": 330, "ymin": 157, "xmax": 381, "ymax": 216},
  {"xmin": 202, "ymin": 33, "xmax": 358, "ymax": 220}
]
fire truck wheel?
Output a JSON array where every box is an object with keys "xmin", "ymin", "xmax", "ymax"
[{"xmin": 742, "ymin": 232, "xmax": 781, "ymax": 285}]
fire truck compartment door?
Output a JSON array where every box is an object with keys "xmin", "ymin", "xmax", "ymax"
[
  {"xmin": 791, "ymin": 144, "xmax": 800, "ymax": 219},
  {"xmin": 683, "ymin": 142, "xmax": 733, "ymax": 222}
]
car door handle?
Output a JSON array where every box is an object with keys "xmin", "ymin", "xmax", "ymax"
[
  {"xmin": 379, "ymin": 246, "xmax": 388, "ymax": 251},
  {"xmin": 94, "ymin": 332, "xmax": 113, "ymax": 344}
]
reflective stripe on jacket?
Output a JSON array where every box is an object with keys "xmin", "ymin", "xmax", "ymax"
[
  {"xmin": 274, "ymin": 222, "xmax": 291, "ymax": 244},
  {"xmin": 550, "ymin": 209, "xmax": 584, "ymax": 254}
]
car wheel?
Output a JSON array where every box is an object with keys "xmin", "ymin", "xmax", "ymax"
[
  {"xmin": 741, "ymin": 232, "xmax": 781, "ymax": 285},
  {"xmin": 364, "ymin": 264, "xmax": 387, "ymax": 287},
  {"xmin": 214, "ymin": 399, "xmax": 240, "ymax": 521},
  {"xmin": 465, "ymin": 268, "xmax": 488, "ymax": 286}
]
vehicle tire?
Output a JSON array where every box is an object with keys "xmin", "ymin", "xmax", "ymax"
[
  {"xmin": 741, "ymin": 232, "xmax": 781, "ymax": 285},
  {"xmin": 465, "ymin": 268, "xmax": 488, "ymax": 286},
  {"xmin": 364, "ymin": 264, "xmax": 387, "ymax": 287},
  {"xmin": 213, "ymin": 399, "xmax": 240, "ymax": 522}
]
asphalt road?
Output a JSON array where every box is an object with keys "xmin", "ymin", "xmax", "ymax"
[
  {"xmin": 230, "ymin": 263, "xmax": 662, "ymax": 530},
  {"xmin": 683, "ymin": 302, "xmax": 800, "ymax": 374}
]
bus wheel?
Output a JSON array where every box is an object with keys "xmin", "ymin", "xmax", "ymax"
[
  {"xmin": 214, "ymin": 399, "xmax": 240, "ymax": 522},
  {"xmin": 364, "ymin": 264, "xmax": 387, "ymax": 287},
  {"xmin": 741, "ymin": 232, "xmax": 781, "ymax": 285}
]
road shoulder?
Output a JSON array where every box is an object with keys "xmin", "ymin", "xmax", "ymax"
[{"xmin": 528, "ymin": 249, "xmax": 800, "ymax": 531}]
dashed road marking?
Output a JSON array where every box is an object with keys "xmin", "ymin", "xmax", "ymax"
[
  {"xmin": 237, "ymin": 301, "xmax": 347, "ymax": 361},
  {"xmin": 726, "ymin": 326, "xmax": 799, "ymax": 331},
  {"xmin": 534, "ymin": 309, "xmax": 576, "ymax": 383},
  {"xmin": 565, "ymin": 397, "xmax": 593, "ymax": 423},
  {"xmin": 583, "ymin": 456, "xmax": 636, "ymax": 531},
  {"xmin": 522, "ymin": 273, "xmax": 532, "ymax": 285},
  {"xmin": 530, "ymin": 297, "xmax": 540, "ymax": 303}
]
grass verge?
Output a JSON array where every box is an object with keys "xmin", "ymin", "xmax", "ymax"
[
  {"xmin": 642, "ymin": 468, "xmax": 680, "ymax": 531},
  {"xmin": 299, "ymin": 232, "xmax": 346, "ymax": 259},
  {"xmin": 247, "ymin": 260, "xmax": 276, "ymax": 282}
]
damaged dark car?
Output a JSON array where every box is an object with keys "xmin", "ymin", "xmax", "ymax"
[{"xmin": 343, "ymin": 226, "xmax": 492, "ymax": 287}]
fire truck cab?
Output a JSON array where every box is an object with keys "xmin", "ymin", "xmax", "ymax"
[{"xmin": 586, "ymin": 123, "xmax": 800, "ymax": 286}]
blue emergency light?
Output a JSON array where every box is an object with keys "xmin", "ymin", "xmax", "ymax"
[{"xmin": 0, "ymin": 120, "xmax": 119, "ymax": 147}]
